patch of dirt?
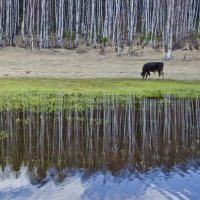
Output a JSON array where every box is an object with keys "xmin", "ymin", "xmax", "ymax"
[{"xmin": 0, "ymin": 46, "xmax": 199, "ymax": 81}]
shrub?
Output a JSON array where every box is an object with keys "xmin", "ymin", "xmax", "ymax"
[
  {"xmin": 140, "ymin": 32, "xmax": 160, "ymax": 43},
  {"xmin": 99, "ymin": 36, "xmax": 108, "ymax": 47},
  {"xmin": 63, "ymin": 31, "xmax": 76, "ymax": 40}
]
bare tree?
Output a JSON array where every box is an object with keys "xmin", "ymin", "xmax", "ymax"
[
  {"xmin": 55, "ymin": 0, "xmax": 64, "ymax": 48},
  {"xmin": 0, "ymin": 0, "xmax": 3, "ymax": 46},
  {"xmin": 75, "ymin": 0, "xmax": 80, "ymax": 47},
  {"xmin": 0, "ymin": 0, "xmax": 199, "ymax": 59},
  {"xmin": 163, "ymin": 0, "xmax": 174, "ymax": 60}
]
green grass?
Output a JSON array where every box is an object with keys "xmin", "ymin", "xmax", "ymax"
[
  {"xmin": 0, "ymin": 78, "xmax": 199, "ymax": 97},
  {"xmin": 0, "ymin": 78, "xmax": 199, "ymax": 111}
]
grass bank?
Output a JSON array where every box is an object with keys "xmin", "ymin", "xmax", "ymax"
[
  {"xmin": 0, "ymin": 78, "xmax": 199, "ymax": 97},
  {"xmin": 0, "ymin": 78, "xmax": 199, "ymax": 111}
]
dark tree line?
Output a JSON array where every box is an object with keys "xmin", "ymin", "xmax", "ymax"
[{"xmin": 0, "ymin": 0, "xmax": 199, "ymax": 59}]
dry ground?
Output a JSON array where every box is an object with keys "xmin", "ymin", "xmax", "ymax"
[{"xmin": 0, "ymin": 46, "xmax": 199, "ymax": 81}]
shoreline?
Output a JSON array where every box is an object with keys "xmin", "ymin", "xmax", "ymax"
[{"xmin": 0, "ymin": 78, "xmax": 199, "ymax": 98}]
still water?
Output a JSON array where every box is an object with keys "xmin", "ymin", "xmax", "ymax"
[{"xmin": 0, "ymin": 97, "xmax": 200, "ymax": 200}]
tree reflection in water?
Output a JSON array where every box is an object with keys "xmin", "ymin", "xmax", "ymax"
[{"xmin": 0, "ymin": 97, "xmax": 199, "ymax": 178}]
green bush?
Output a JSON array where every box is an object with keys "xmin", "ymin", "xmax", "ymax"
[
  {"xmin": 140, "ymin": 32, "xmax": 161, "ymax": 42},
  {"xmin": 99, "ymin": 36, "xmax": 108, "ymax": 44},
  {"xmin": 64, "ymin": 31, "xmax": 76, "ymax": 40}
]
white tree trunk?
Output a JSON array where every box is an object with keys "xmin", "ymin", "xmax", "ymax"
[
  {"xmin": 116, "ymin": 0, "xmax": 121, "ymax": 55},
  {"xmin": 55, "ymin": 0, "xmax": 64, "ymax": 47},
  {"xmin": 5, "ymin": 0, "xmax": 11, "ymax": 39},
  {"xmin": 90, "ymin": 0, "xmax": 95, "ymax": 46},
  {"xmin": 75, "ymin": 0, "xmax": 80, "ymax": 47},
  {"xmin": 0, "ymin": 0, "xmax": 200, "ymax": 52},
  {"xmin": 163, "ymin": 0, "xmax": 174, "ymax": 60},
  {"xmin": 103, "ymin": 0, "xmax": 108, "ymax": 40},
  {"xmin": 0, "ymin": 0, "xmax": 3, "ymax": 46},
  {"xmin": 39, "ymin": 0, "xmax": 44, "ymax": 49},
  {"xmin": 107, "ymin": 0, "xmax": 113, "ymax": 45}
]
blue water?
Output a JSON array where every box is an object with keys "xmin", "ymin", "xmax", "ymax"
[{"xmin": 0, "ymin": 160, "xmax": 200, "ymax": 200}]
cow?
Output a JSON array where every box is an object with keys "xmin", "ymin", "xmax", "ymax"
[{"xmin": 140, "ymin": 62, "xmax": 164, "ymax": 79}]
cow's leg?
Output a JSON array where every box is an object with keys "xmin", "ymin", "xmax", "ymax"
[
  {"xmin": 161, "ymin": 71, "xmax": 164, "ymax": 79},
  {"xmin": 148, "ymin": 71, "xmax": 151, "ymax": 79},
  {"xmin": 158, "ymin": 71, "xmax": 161, "ymax": 80},
  {"xmin": 145, "ymin": 72, "xmax": 148, "ymax": 79},
  {"xmin": 157, "ymin": 71, "xmax": 164, "ymax": 80}
]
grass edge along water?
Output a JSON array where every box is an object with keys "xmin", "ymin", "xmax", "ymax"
[{"xmin": 0, "ymin": 78, "xmax": 199, "ymax": 111}]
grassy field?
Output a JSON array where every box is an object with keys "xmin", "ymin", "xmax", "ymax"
[
  {"xmin": 0, "ymin": 47, "xmax": 200, "ymax": 81},
  {"xmin": 0, "ymin": 78, "xmax": 199, "ymax": 97}
]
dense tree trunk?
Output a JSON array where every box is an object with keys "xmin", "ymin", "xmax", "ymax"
[
  {"xmin": 55, "ymin": 0, "xmax": 64, "ymax": 48},
  {"xmin": 68, "ymin": 0, "xmax": 74, "ymax": 47},
  {"xmin": 0, "ymin": 0, "xmax": 199, "ymax": 59},
  {"xmin": 116, "ymin": 0, "xmax": 121, "ymax": 55},
  {"xmin": 0, "ymin": 0, "xmax": 3, "ymax": 46},
  {"xmin": 163, "ymin": 0, "xmax": 174, "ymax": 60},
  {"xmin": 75, "ymin": 0, "xmax": 80, "ymax": 47},
  {"xmin": 90, "ymin": 0, "xmax": 95, "ymax": 46}
]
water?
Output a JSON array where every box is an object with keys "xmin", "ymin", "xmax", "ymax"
[
  {"xmin": 0, "ymin": 96, "xmax": 200, "ymax": 200},
  {"xmin": 1, "ymin": 163, "xmax": 200, "ymax": 200}
]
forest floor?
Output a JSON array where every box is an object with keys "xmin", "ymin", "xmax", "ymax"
[{"xmin": 0, "ymin": 45, "xmax": 200, "ymax": 81}]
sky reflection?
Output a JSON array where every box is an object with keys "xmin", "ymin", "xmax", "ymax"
[{"xmin": 0, "ymin": 162, "xmax": 200, "ymax": 200}]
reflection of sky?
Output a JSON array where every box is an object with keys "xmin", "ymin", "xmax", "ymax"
[{"xmin": 0, "ymin": 164, "xmax": 200, "ymax": 200}]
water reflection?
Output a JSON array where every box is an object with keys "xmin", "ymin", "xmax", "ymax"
[
  {"xmin": 0, "ymin": 97, "xmax": 200, "ymax": 199},
  {"xmin": 0, "ymin": 161, "xmax": 200, "ymax": 200}
]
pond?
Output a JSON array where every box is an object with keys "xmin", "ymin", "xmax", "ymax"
[{"xmin": 0, "ymin": 96, "xmax": 200, "ymax": 200}]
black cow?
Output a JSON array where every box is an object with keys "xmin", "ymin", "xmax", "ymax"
[{"xmin": 140, "ymin": 62, "xmax": 164, "ymax": 79}]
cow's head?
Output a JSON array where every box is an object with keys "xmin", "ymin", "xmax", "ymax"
[{"xmin": 140, "ymin": 72, "xmax": 145, "ymax": 79}]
